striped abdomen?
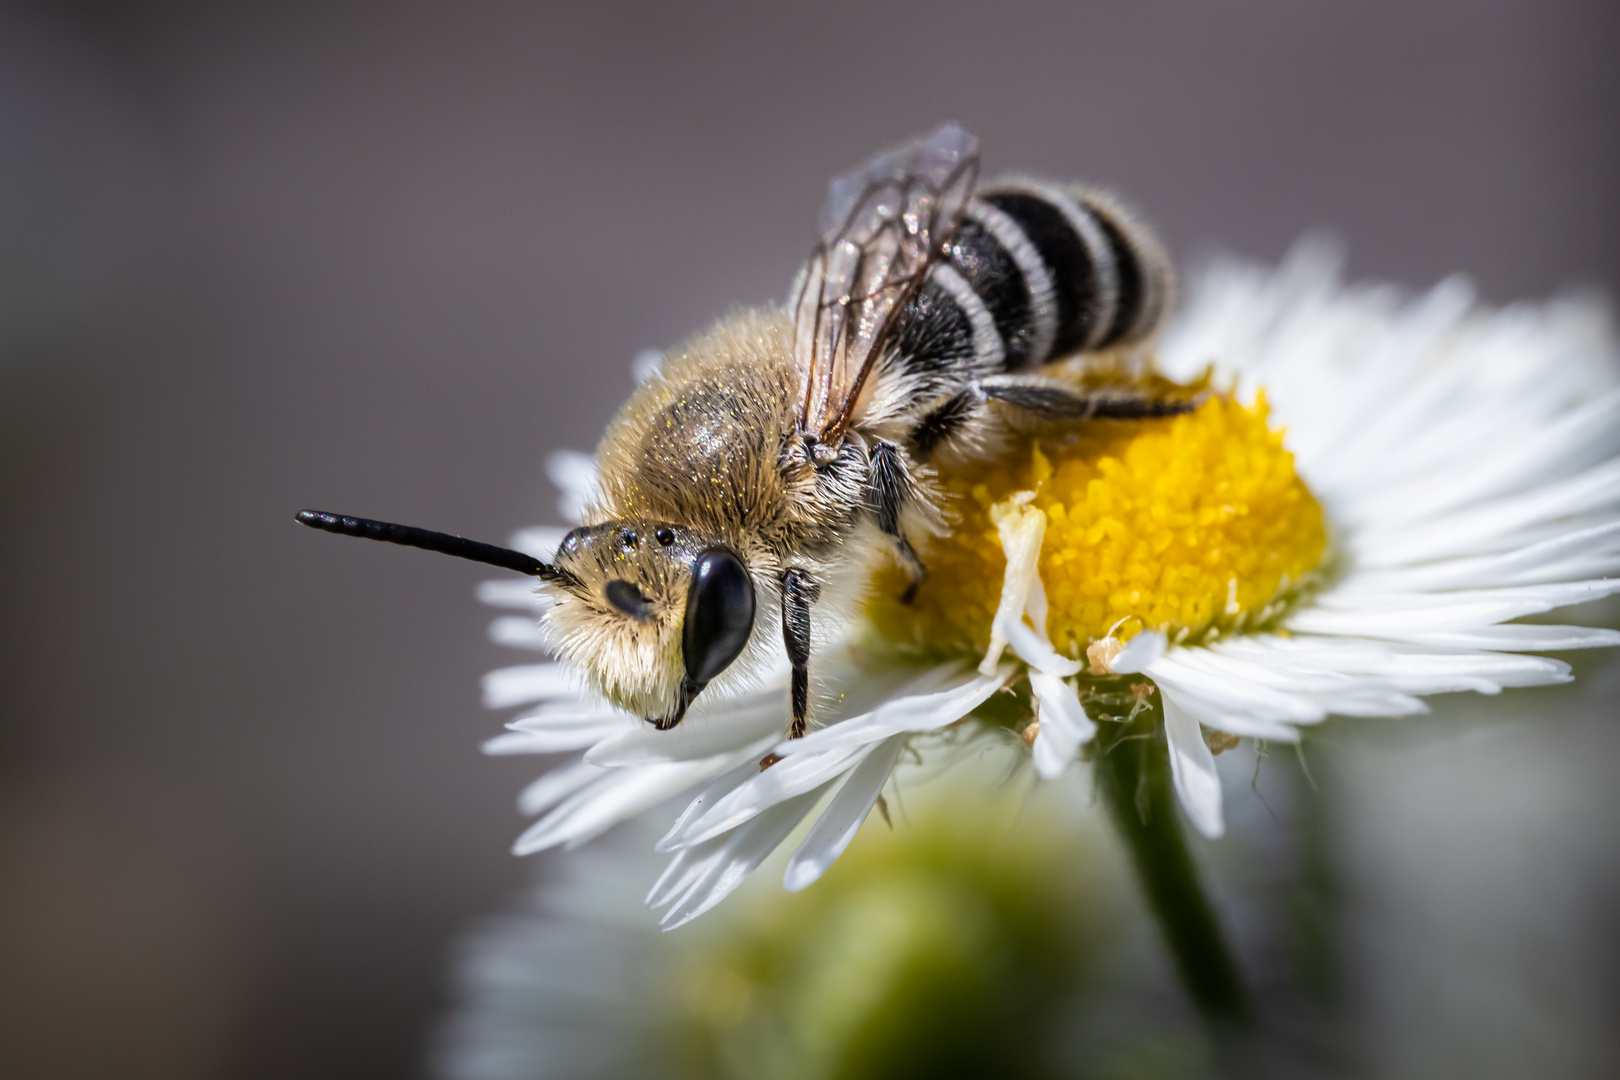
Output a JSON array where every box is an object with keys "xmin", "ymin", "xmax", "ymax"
[
  {"xmin": 888, "ymin": 183, "xmax": 1173, "ymax": 383},
  {"xmin": 972, "ymin": 183, "xmax": 1173, "ymax": 363}
]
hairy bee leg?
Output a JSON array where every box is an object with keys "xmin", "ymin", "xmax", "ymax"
[
  {"xmin": 979, "ymin": 379, "xmax": 1202, "ymax": 421},
  {"xmin": 908, "ymin": 387, "xmax": 984, "ymax": 461},
  {"xmin": 780, "ymin": 568, "xmax": 820, "ymax": 741},
  {"xmin": 867, "ymin": 439, "xmax": 928, "ymax": 602}
]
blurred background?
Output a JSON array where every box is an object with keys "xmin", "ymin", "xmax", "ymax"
[{"xmin": 2, "ymin": 2, "xmax": 1617, "ymax": 1077}]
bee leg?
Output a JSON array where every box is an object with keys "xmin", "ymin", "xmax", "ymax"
[
  {"xmin": 979, "ymin": 379, "xmax": 1201, "ymax": 421},
  {"xmin": 908, "ymin": 387, "xmax": 984, "ymax": 461},
  {"xmin": 867, "ymin": 439, "xmax": 927, "ymax": 602},
  {"xmin": 780, "ymin": 568, "xmax": 820, "ymax": 742}
]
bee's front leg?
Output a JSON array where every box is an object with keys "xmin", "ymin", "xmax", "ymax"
[
  {"xmin": 779, "ymin": 568, "xmax": 819, "ymax": 740},
  {"xmin": 867, "ymin": 440, "xmax": 927, "ymax": 602}
]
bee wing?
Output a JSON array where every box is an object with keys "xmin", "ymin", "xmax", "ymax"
[{"xmin": 791, "ymin": 124, "xmax": 980, "ymax": 443}]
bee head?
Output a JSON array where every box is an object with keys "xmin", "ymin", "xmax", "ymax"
[{"xmin": 547, "ymin": 521, "xmax": 756, "ymax": 728}]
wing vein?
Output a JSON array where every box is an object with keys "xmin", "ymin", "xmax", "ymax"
[{"xmin": 791, "ymin": 124, "xmax": 981, "ymax": 445}]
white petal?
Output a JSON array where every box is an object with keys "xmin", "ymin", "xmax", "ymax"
[
  {"xmin": 1388, "ymin": 624, "xmax": 1620, "ymax": 652},
  {"xmin": 980, "ymin": 498, "xmax": 1045, "ymax": 675},
  {"xmin": 476, "ymin": 577, "xmax": 549, "ymax": 610},
  {"xmin": 1286, "ymin": 582, "xmax": 1620, "ymax": 636},
  {"xmin": 654, "ymin": 789, "xmax": 826, "ymax": 930},
  {"xmin": 506, "ymin": 525, "xmax": 569, "ymax": 561},
  {"xmin": 1172, "ymin": 646, "xmax": 1428, "ymax": 717},
  {"xmin": 1110, "ymin": 630, "xmax": 1168, "ymax": 674},
  {"xmin": 1161, "ymin": 689, "xmax": 1225, "ymax": 838},
  {"xmin": 1220, "ymin": 634, "xmax": 1572, "ymax": 695},
  {"xmin": 482, "ymin": 663, "xmax": 580, "ymax": 709},
  {"xmin": 1337, "ymin": 520, "xmax": 1620, "ymax": 593},
  {"xmin": 1160, "ymin": 685, "xmax": 1303, "ymax": 742},
  {"xmin": 508, "ymin": 702, "xmax": 629, "ymax": 733},
  {"xmin": 1373, "ymin": 650, "xmax": 1573, "ymax": 692},
  {"xmin": 1307, "ymin": 289, "xmax": 1604, "ymax": 495},
  {"xmin": 487, "ymin": 706, "xmax": 630, "ymax": 754},
  {"xmin": 1290, "ymin": 275, "xmax": 1477, "ymax": 480},
  {"xmin": 1004, "ymin": 619, "xmax": 1082, "ymax": 676},
  {"xmin": 800, "ymin": 662, "xmax": 963, "ymax": 732},
  {"xmin": 1342, "ymin": 388, "xmax": 1620, "ymax": 529},
  {"xmin": 673, "ymin": 745, "xmax": 869, "ymax": 848},
  {"xmin": 1028, "ymin": 671, "xmax": 1095, "ymax": 779},
  {"xmin": 482, "ymin": 722, "xmax": 615, "ymax": 757},
  {"xmin": 546, "ymin": 450, "xmax": 599, "ymax": 524},
  {"xmin": 645, "ymin": 845, "xmax": 705, "ymax": 909},
  {"xmin": 776, "ymin": 665, "xmax": 1012, "ymax": 757},
  {"xmin": 1312, "ymin": 580, "xmax": 1620, "ymax": 613},
  {"xmin": 1209, "ymin": 633, "xmax": 1392, "ymax": 667},
  {"xmin": 513, "ymin": 756, "xmax": 733, "ymax": 854},
  {"xmin": 1145, "ymin": 653, "xmax": 1327, "ymax": 723},
  {"xmin": 1025, "ymin": 569, "xmax": 1050, "ymax": 635},
  {"xmin": 655, "ymin": 761, "xmax": 761, "ymax": 853},
  {"xmin": 1506, "ymin": 552, "xmax": 1620, "ymax": 585},
  {"xmin": 585, "ymin": 702, "xmax": 783, "ymax": 765},
  {"xmin": 488, "ymin": 616, "xmax": 550, "ymax": 651},
  {"xmin": 1352, "ymin": 457, "xmax": 1620, "ymax": 568},
  {"xmin": 782, "ymin": 735, "xmax": 905, "ymax": 892},
  {"xmin": 515, "ymin": 756, "xmax": 605, "ymax": 815},
  {"xmin": 631, "ymin": 348, "xmax": 663, "ymax": 383}
]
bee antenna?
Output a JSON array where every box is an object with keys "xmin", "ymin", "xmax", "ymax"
[{"xmin": 295, "ymin": 509, "xmax": 565, "ymax": 580}]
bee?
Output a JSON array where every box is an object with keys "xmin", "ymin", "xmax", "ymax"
[{"xmin": 299, "ymin": 124, "xmax": 1189, "ymax": 744}]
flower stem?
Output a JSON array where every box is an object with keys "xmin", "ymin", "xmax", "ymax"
[{"xmin": 1092, "ymin": 707, "xmax": 1252, "ymax": 1029}]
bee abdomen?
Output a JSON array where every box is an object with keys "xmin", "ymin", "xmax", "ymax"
[
  {"xmin": 878, "ymin": 183, "xmax": 1174, "ymax": 411},
  {"xmin": 959, "ymin": 183, "xmax": 1173, "ymax": 366}
]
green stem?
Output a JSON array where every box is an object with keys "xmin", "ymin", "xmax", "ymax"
[{"xmin": 1092, "ymin": 705, "xmax": 1252, "ymax": 1029}]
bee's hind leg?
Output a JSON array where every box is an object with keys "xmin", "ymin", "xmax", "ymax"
[
  {"xmin": 867, "ymin": 439, "xmax": 927, "ymax": 603},
  {"xmin": 978, "ymin": 378, "xmax": 1201, "ymax": 421}
]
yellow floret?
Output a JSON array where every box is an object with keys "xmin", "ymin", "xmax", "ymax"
[{"xmin": 868, "ymin": 394, "xmax": 1328, "ymax": 660}]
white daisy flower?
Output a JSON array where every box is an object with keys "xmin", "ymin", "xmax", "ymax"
[{"xmin": 479, "ymin": 242, "xmax": 1620, "ymax": 928}]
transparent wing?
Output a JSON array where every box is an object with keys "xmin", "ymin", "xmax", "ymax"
[{"xmin": 791, "ymin": 123, "xmax": 980, "ymax": 443}]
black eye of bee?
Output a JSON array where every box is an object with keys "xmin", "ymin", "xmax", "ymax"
[
  {"xmin": 681, "ymin": 547, "xmax": 755, "ymax": 694},
  {"xmin": 604, "ymin": 579, "xmax": 653, "ymax": 620},
  {"xmin": 655, "ymin": 528, "xmax": 676, "ymax": 546}
]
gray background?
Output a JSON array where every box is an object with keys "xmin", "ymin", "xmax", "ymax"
[{"xmin": 2, "ymin": 2, "xmax": 1617, "ymax": 1077}]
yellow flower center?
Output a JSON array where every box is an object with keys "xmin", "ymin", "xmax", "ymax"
[{"xmin": 869, "ymin": 393, "xmax": 1328, "ymax": 659}]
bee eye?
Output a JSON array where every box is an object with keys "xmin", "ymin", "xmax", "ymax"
[
  {"xmin": 681, "ymin": 547, "xmax": 755, "ymax": 690},
  {"xmin": 604, "ymin": 579, "xmax": 652, "ymax": 620}
]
